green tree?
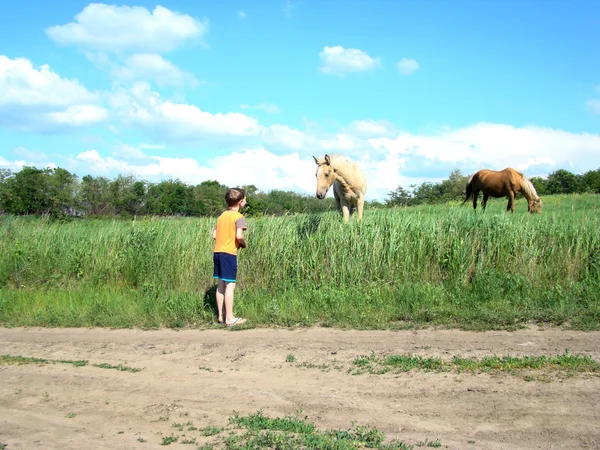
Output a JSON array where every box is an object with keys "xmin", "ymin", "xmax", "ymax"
[
  {"xmin": 439, "ymin": 168, "xmax": 468, "ymax": 202},
  {"xmin": 48, "ymin": 167, "xmax": 78, "ymax": 216},
  {"xmin": 0, "ymin": 168, "xmax": 14, "ymax": 214},
  {"xmin": 387, "ymin": 186, "xmax": 412, "ymax": 207},
  {"xmin": 4, "ymin": 166, "xmax": 52, "ymax": 214},
  {"xmin": 546, "ymin": 169, "xmax": 580, "ymax": 194},
  {"xmin": 581, "ymin": 169, "xmax": 600, "ymax": 194},
  {"xmin": 80, "ymin": 175, "xmax": 112, "ymax": 215}
]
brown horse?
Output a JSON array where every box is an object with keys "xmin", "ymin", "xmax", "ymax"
[
  {"xmin": 463, "ymin": 168, "xmax": 542, "ymax": 213},
  {"xmin": 313, "ymin": 154, "xmax": 367, "ymax": 222}
]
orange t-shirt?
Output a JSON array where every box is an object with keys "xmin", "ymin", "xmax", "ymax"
[{"xmin": 214, "ymin": 210, "xmax": 247, "ymax": 255}]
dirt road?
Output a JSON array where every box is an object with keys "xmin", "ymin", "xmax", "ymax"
[{"xmin": 1, "ymin": 326, "xmax": 600, "ymax": 449}]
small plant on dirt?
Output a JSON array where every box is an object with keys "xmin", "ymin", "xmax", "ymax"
[
  {"xmin": 65, "ymin": 413, "xmax": 76, "ymax": 418},
  {"xmin": 222, "ymin": 410, "xmax": 416, "ymax": 449},
  {"xmin": 137, "ymin": 437, "xmax": 146, "ymax": 443},
  {"xmin": 160, "ymin": 434, "xmax": 178, "ymax": 445},
  {"xmin": 344, "ymin": 350, "xmax": 600, "ymax": 379},
  {"xmin": 179, "ymin": 436, "xmax": 197, "ymax": 444},
  {"xmin": 199, "ymin": 426, "xmax": 222, "ymax": 437},
  {"xmin": 286, "ymin": 354, "xmax": 296, "ymax": 363},
  {"xmin": 198, "ymin": 366, "xmax": 213, "ymax": 372},
  {"xmin": 93, "ymin": 362, "xmax": 143, "ymax": 372},
  {"xmin": 415, "ymin": 438, "xmax": 442, "ymax": 447}
]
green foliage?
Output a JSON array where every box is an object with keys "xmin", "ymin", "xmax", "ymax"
[
  {"xmin": 546, "ymin": 169, "xmax": 581, "ymax": 194},
  {"xmin": 1, "ymin": 194, "xmax": 600, "ymax": 330}
]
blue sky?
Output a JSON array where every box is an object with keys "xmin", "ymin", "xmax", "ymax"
[{"xmin": 1, "ymin": 0, "xmax": 600, "ymax": 200}]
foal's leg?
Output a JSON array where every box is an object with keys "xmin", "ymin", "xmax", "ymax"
[
  {"xmin": 334, "ymin": 189, "xmax": 342, "ymax": 213},
  {"xmin": 357, "ymin": 196, "xmax": 365, "ymax": 222},
  {"xmin": 341, "ymin": 204, "xmax": 350, "ymax": 223}
]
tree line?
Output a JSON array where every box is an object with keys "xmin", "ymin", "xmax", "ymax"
[{"xmin": 1, "ymin": 165, "xmax": 599, "ymax": 218}]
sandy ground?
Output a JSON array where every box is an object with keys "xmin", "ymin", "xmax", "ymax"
[{"xmin": 1, "ymin": 326, "xmax": 600, "ymax": 449}]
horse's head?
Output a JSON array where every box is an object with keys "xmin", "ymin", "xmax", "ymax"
[
  {"xmin": 529, "ymin": 197, "xmax": 542, "ymax": 214},
  {"xmin": 313, "ymin": 154, "xmax": 336, "ymax": 199}
]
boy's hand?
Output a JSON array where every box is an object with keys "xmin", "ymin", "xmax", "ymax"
[{"xmin": 237, "ymin": 238, "xmax": 247, "ymax": 249}]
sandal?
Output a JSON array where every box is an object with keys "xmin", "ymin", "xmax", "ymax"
[{"xmin": 226, "ymin": 317, "xmax": 247, "ymax": 328}]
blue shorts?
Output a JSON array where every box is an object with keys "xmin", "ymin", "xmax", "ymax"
[{"xmin": 213, "ymin": 252, "xmax": 238, "ymax": 283}]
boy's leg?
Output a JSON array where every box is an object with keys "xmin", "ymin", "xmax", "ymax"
[
  {"xmin": 216, "ymin": 279, "xmax": 226, "ymax": 323},
  {"xmin": 213, "ymin": 252, "xmax": 225, "ymax": 323},
  {"xmin": 224, "ymin": 281, "xmax": 236, "ymax": 323},
  {"xmin": 221, "ymin": 253, "xmax": 246, "ymax": 326}
]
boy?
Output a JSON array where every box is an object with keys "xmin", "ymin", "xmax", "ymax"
[{"xmin": 212, "ymin": 188, "xmax": 247, "ymax": 327}]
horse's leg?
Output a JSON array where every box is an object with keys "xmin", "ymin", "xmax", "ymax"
[
  {"xmin": 482, "ymin": 193, "xmax": 489, "ymax": 211},
  {"xmin": 341, "ymin": 204, "xmax": 350, "ymax": 223},
  {"xmin": 472, "ymin": 189, "xmax": 479, "ymax": 210},
  {"xmin": 506, "ymin": 191, "xmax": 515, "ymax": 213},
  {"xmin": 357, "ymin": 196, "xmax": 365, "ymax": 222},
  {"xmin": 334, "ymin": 189, "xmax": 341, "ymax": 213}
]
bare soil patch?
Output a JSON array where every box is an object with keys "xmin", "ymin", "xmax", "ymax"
[{"xmin": 1, "ymin": 326, "xmax": 600, "ymax": 449}]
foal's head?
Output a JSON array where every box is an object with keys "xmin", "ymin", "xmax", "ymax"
[{"xmin": 313, "ymin": 154, "xmax": 336, "ymax": 200}]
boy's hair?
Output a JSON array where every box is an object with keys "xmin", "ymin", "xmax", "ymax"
[{"xmin": 226, "ymin": 188, "xmax": 246, "ymax": 207}]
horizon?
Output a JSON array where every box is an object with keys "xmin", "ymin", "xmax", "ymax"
[{"xmin": 1, "ymin": 0, "xmax": 600, "ymax": 201}]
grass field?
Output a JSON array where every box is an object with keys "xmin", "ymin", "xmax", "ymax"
[{"xmin": 1, "ymin": 194, "xmax": 599, "ymax": 330}]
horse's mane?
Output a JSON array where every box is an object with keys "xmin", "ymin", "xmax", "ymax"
[
  {"xmin": 519, "ymin": 175, "xmax": 539, "ymax": 200},
  {"xmin": 327, "ymin": 154, "xmax": 355, "ymax": 168}
]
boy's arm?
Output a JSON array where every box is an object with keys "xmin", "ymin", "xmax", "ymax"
[
  {"xmin": 212, "ymin": 229, "xmax": 216, "ymax": 240},
  {"xmin": 236, "ymin": 227, "xmax": 247, "ymax": 248}
]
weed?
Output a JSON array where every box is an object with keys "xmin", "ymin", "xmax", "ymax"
[
  {"xmin": 199, "ymin": 426, "xmax": 222, "ymax": 437},
  {"xmin": 160, "ymin": 434, "xmax": 178, "ymax": 445},
  {"xmin": 92, "ymin": 362, "xmax": 142, "ymax": 372}
]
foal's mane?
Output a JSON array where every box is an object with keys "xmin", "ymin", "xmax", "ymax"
[{"xmin": 327, "ymin": 154, "xmax": 354, "ymax": 168}]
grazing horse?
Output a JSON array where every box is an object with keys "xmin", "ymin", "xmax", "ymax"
[
  {"xmin": 313, "ymin": 154, "xmax": 367, "ymax": 222},
  {"xmin": 463, "ymin": 168, "xmax": 542, "ymax": 213}
]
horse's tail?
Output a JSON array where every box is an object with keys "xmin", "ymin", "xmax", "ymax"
[{"xmin": 462, "ymin": 175, "xmax": 474, "ymax": 206}]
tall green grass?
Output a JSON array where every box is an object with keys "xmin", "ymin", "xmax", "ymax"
[{"xmin": 1, "ymin": 194, "xmax": 599, "ymax": 330}]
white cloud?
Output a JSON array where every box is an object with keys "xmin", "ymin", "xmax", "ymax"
[
  {"xmin": 240, "ymin": 103, "xmax": 280, "ymax": 114},
  {"xmin": 587, "ymin": 99, "xmax": 600, "ymax": 115},
  {"xmin": 1, "ymin": 148, "xmax": 57, "ymax": 172},
  {"xmin": 318, "ymin": 133, "xmax": 362, "ymax": 151},
  {"xmin": 238, "ymin": 10, "xmax": 247, "ymax": 18},
  {"xmin": 396, "ymin": 58, "xmax": 419, "ymax": 75},
  {"xmin": 347, "ymin": 120, "xmax": 396, "ymax": 138},
  {"xmin": 284, "ymin": 0, "xmax": 300, "ymax": 18},
  {"xmin": 111, "ymin": 53, "xmax": 200, "ymax": 88},
  {"xmin": 46, "ymin": 4, "xmax": 208, "ymax": 53},
  {"xmin": 0, "ymin": 55, "xmax": 108, "ymax": 132},
  {"xmin": 114, "ymin": 144, "xmax": 151, "ymax": 161},
  {"xmin": 12, "ymin": 146, "xmax": 49, "ymax": 162},
  {"xmin": 263, "ymin": 124, "xmax": 314, "ymax": 149},
  {"xmin": 11, "ymin": 121, "xmax": 599, "ymax": 202},
  {"xmin": 71, "ymin": 147, "xmax": 316, "ymax": 193},
  {"xmin": 319, "ymin": 46, "xmax": 380, "ymax": 76},
  {"xmin": 369, "ymin": 123, "xmax": 600, "ymax": 177},
  {"xmin": 108, "ymin": 82, "xmax": 263, "ymax": 142}
]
